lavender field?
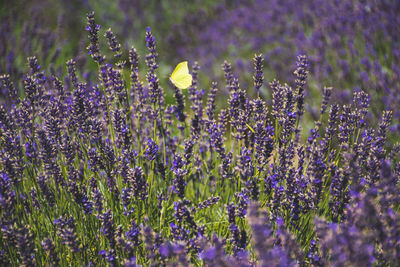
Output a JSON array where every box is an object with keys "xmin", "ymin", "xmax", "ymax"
[{"xmin": 0, "ymin": 1, "xmax": 399, "ymax": 266}]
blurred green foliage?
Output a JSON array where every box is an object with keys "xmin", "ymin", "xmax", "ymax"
[{"xmin": 0, "ymin": 0, "xmax": 224, "ymax": 104}]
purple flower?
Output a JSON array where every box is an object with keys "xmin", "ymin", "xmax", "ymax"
[
  {"xmin": 15, "ymin": 226, "xmax": 36, "ymax": 266},
  {"xmin": 92, "ymin": 188, "xmax": 103, "ymax": 214},
  {"xmin": 24, "ymin": 141, "xmax": 38, "ymax": 163},
  {"xmin": 320, "ymin": 86, "xmax": 332, "ymax": 115},
  {"xmin": 206, "ymin": 82, "xmax": 218, "ymax": 121},
  {"xmin": 197, "ymin": 196, "xmax": 220, "ymax": 210},
  {"xmin": 86, "ymin": 11, "xmax": 104, "ymax": 64},
  {"xmin": 67, "ymin": 179, "xmax": 93, "ymax": 214},
  {"xmin": 236, "ymin": 147, "xmax": 254, "ymax": 181},
  {"xmin": 54, "ymin": 216, "xmax": 81, "ymax": 253},
  {"xmin": 23, "ymin": 75, "xmax": 39, "ymax": 104},
  {"xmin": 145, "ymin": 27, "xmax": 157, "ymax": 63},
  {"xmin": 0, "ymin": 74, "xmax": 18, "ymax": 103},
  {"xmin": 125, "ymin": 220, "xmax": 140, "ymax": 247},
  {"xmin": 173, "ymin": 168, "xmax": 187, "ymax": 198},
  {"xmin": 99, "ymin": 209, "xmax": 116, "ymax": 249},
  {"xmin": 222, "ymin": 60, "xmax": 234, "ymax": 90},
  {"xmin": 253, "ymin": 54, "xmax": 264, "ymax": 95},
  {"xmin": 105, "ymin": 28, "xmax": 122, "ymax": 59},
  {"xmin": 173, "ymin": 86, "xmax": 186, "ymax": 122},
  {"xmin": 144, "ymin": 138, "xmax": 159, "ymax": 161},
  {"xmin": 293, "ymin": 55, "xmax": 309, "ymax": 116},
  {"xmin": 41, "ymin": 238, "xmax": 59, "ymax": 266},
  {"xmin": 129, "ymin": 47, "xmax": 139, "ymax": 101},
  {"xmin": 99, "ymin": 249, "xmax": 117, "ymax": 264},
  {"xmin": 188, "ymin": 61, "xmax": 200, "ymax": 108},
  {"xmin": 329, "ymin": 166, "xmax": 348, "ymax": 221},
  {"xmin": 131, "ymin": 167, "xmax": 148, "ymax": 200},
  {"xmin": 208, "ymin": 121, "xmax": 226, "ymax": 158},
  {"xmin": 113, "ymin": 109, "xmax": 132, "ymax": 149},
  {"xmin": 66, "ymin": 59, "xmax": 78, "ymax": 88}
]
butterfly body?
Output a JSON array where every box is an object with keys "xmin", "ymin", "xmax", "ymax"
[{"xmin": 170, "ymin": 61, "xmax": 192, "ymax": 89}]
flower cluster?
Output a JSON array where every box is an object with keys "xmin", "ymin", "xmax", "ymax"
[{"xmin": 170, "ymin": 0, "xmax": 400, "ymax": 130}]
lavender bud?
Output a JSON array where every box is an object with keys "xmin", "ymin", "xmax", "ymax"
[
  {"xmin": 66, "ymin": 59, "xmax": 78, "ymax": 88},
  {"xmin": 0, "ymin": 74, "xmax": 18, "ymax": 103},
  {"xmin": 99, "ymin": 209, "xmax": 116, "ymax": 249},
  {"xmin": 253, "ymin": 54, "xmax": 264, "ymax": 95},
  {"xmin": 16, "ymin": 226, "xmax": 36, "ymax": 266},
  {"xmin": 222, "ymin": 61, "xmax": 234, "ymax": 89},
  {"xmin": 105, "ymin": 28, "xmax": 122, "ymax": 59},
  {"xmin": 54, "ymin": 217, "xmax": 81, "ymax": 253},
  {"xmin": 41, "ymin": 238, "xmax": 59, "ymax": 266},
  {"xmin": 320, "ymin": 87, "xmax": 332, "ymax": 115},
  {"xmin": 144, "ymin": 138, "xmax": 159, "ymax": 161},
  {"xmin": 173, "ymin": 86, "xmax": 186, "ymax": 122},
  {"xmin": 86, "ymin": 11, "xmax": 104, "ymax": 64},
  {"xmin": 206, "ymin": 82, "xmax": 218, "ymax": 121},
  {"xmin": 294, "ymin": 55, "xmax": 309, "ymax": 118}
]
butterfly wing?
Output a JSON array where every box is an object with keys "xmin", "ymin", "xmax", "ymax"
[
  {"xmin": 170, "ymin": 61, "xmax": 192, "ymax": 89},
  {"xmin": 171, "ymin": 74, "xmax": 192, "ymax": 89}
]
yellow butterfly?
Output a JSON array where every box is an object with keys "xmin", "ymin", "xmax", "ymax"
[{"xmin": 169, "ymin": 61, "xmax": 192, "ymax": 89}]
